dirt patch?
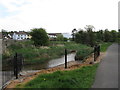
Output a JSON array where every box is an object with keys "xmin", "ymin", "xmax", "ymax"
[{"xmin": 4, "ymin": 52, "xmax": 106, "ymax": 89}]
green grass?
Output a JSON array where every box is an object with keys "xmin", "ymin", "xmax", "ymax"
[
  {"xmin": 17, "ymin": 64, "xmax": 98, "ymax": 88},
  {"xmin": 4, "ymin": 41, "xmax": 92, "ymax": 65},
  {"xmin": 100, "ymin": 42, "xmax": 112, "ymax": 52},
  {"xmin": 75, "ymin": 48, "xmax": 93, "ymax": 61}
]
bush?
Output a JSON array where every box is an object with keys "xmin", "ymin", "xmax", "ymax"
[{"xmin": 75, "ymin": 48, "xmax": 93, "ymax": 61}]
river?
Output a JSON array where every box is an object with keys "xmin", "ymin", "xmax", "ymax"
[{"xmin": 23, "ymin": 53, "xmax": 76, "ymax": 70}]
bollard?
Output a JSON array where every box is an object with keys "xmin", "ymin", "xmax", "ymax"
[{"xmin": 65, "ymin": 49, "xmax": 67, "ymax": 69}]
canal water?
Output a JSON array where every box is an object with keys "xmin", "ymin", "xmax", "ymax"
[{"xmin": 23, "ymin": 53, "xmax": 76, "ymax": 70}]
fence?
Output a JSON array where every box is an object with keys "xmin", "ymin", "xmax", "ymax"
[
  {"xmin": 94, "ymin": 45, "xmax": 100, "ymax": 61},
  {"xmin": 64, "ymin": 45, "xmax": 100, "ymax": 69},
  {"xmin": 2, "ymin": 53, "xmax": 23, "ymax": 87},
  {"xmin": 13, "ymin": 53, "xmax": 23, "ymax": 79}
]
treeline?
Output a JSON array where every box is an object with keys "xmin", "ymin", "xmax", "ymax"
[{"xmin": 73, "ymin": 25, "xmax": 119, "ymax": 47}]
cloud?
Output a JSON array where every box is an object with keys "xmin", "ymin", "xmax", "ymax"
[{"xmin": 0, "ymin": 0, "xmax": 119, "ymax": 32}]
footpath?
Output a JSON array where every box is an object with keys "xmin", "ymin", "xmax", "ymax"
[{"xmin": 92, "ymin": 44, "xmax": 118, "ymax": 88}]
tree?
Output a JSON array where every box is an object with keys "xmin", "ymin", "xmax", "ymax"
[
  {"xmin": 30, "ymin": 28, "xmax": 49, "ymax": 46},
  {"xmin": 84, "ymin": 25, "xmax": 95, "ymax": 46},
  {"xmin": 56, "ymin": 34, "xmax": 64, "ymax": 41},
  {"xmin": 72, "ymin": 28, "xmax": 77, "ymax": 41},
  {"xmin": 104, "ymin": 29, "xmax": 111, "ymax": 42},
  {"xmin": 75, "ymin": 29, "xmax": 86, "ymax": 44},
  {"xmin": 110, "ymin": 30, "xmax": 117, "ymax": 42},
  {"xmin": 96, "ymin": 30, "xmax": 104, "ymax": 42},
  {"xmin": 2, "ymin": 29, "xmax": 8, "ymax": 36}
]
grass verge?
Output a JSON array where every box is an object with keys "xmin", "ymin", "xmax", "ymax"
[
  {"xmin": 100, "ymin": 42, "xmax": 112, "ymax": 52},
  {"xmin": 16, "ymin": 64, "xmax": 98, "ymax": 88}
]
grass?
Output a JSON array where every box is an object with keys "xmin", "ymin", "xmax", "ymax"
[
  {"xmin": 75, "ymin": 48, "xmax": 93, "ymax": 61},
  {"xmin": 4, "ymin": 41, "xmax": 92, "ymax": 65},
  {"xmin": 3, "ymin": 40, "xmax": 112, "ymax": 65},
  {"xmin": 100, "ymin": 42, "xmax": 112, "ymax": 52},
  {"xmin": 16, "ymin": 64, "xmax": 98, "ymax": 88}
]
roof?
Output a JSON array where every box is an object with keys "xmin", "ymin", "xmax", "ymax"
[
  {"xmin": 14, "ymin": 31, "xmax": 28, "ymax": 35},
  {"xmin": 48, "ymin": 33, "xmax": 62, "ymax": 35}
]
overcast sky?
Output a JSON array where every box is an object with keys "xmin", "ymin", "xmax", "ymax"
[{"xmin": 0, "ymin": 0, "xmax": 119, "ymax": 33}]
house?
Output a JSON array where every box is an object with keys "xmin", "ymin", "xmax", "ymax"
[
  {"xmin": 12, "ymin": 31, "xmax": 31, "ymax": 40},
  {"xmin": 47, "ymin": 33, "xmax": 62, "ymax": 38},
  {"xmin": 47, "ymin": 33, "xmax": 72, "ymax": 41},
  {"xmin": 47, "ymin": 33, "xmax": 62, "ymax": 41}
]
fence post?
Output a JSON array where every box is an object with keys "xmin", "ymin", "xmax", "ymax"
[
  {"xmin": 98, "ymin": 45, "xmax": 100, "ymax": 56},
  {"xmin": 65, "ymin": 49, "xmax": 67, "ymax": 69},
  {"xmin": 14, "ymin": 53, "xmax": 18, "ymax": 79},
  {"xmin": 94, "ymin": 46, "xmax": 96, "ymax": 61}
]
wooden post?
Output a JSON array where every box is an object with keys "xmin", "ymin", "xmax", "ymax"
[{"xmin": 65, "ymin": 49, "xmax": 67, "ymax": 69}]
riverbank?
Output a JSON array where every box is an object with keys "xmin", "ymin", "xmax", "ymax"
[
  {"xmin": 3, "ymin": 41, "xmax": 93, "ymax": 65},
  {"xmin": 5, "ymin": 52, "xmax": 106, "ymax": 89}
]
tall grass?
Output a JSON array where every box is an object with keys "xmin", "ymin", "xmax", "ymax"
[{"xmin": 4, "ymin": 41, "xmax": 92, "ymax": 64}]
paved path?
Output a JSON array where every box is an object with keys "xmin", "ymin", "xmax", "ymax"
[{"xmin": 92, "ymin": 44, "xmax": 118, "ymax": 88}]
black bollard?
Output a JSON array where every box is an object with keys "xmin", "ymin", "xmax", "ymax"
[{"xmin": 65, "ymin": 49, "xmax": 67, "ymax": 69}]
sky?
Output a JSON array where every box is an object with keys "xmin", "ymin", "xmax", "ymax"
[{"xmin": 0, "ymin": 0, "xmax": 119, "ymax": 33}]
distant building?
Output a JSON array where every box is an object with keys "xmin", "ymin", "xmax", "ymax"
[
  {"xmin": 47, "ymin": 33, "xmax": 72, "ymax": 41},
  {"xmin": 47, "ymin": 33, "xmax": 62, "ymax": 41},
  {"xmin": 12, "ymin": 31, "xmax": 31, "ymax": 40},
  {"xmin": 62, "ymin": 33, "xmax": 72, "ymax": 39},
  {"xmin": 47, "ymin": 33, "xmax": 61, "ymax": 38}
]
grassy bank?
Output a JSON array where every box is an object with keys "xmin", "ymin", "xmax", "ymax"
[
  {"xmin": 4, "ymin": 41, "xmax": 92, "ymax": 64},
  {"xmin": 16, "ymin": 64, "xmax": 98, "ymax": 88},
  {"xmin": 100, "ymin": 42, "xmax": 112, "ymax": 52}
]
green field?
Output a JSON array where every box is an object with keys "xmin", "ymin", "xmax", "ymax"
[{"xmin": 16, "ymin": 64, "xmax": 98, "ymax": 88}]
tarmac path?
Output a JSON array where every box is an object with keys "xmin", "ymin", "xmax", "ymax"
[{"xmin": 92, "ymin": 43, "xmax": 118, "ymax": 88}]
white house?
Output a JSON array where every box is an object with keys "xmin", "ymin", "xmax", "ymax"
[{"xmin": 12, "ymin": 31, "xmax": 29, "ymax": 40}]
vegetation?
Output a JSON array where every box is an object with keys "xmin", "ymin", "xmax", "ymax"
[
  {"xmin": 75, "ymin": 48, "xmax": 93, "ymax": 61},
  {"xmin": 4, "ymin": 41, "xmax": 92, "ymax": 65},
  {"xmin": 30, "ymin": 28, "xmax": 49, "ymax": 46},
  {"xmin": 74, "ymin": 25, "xmax": 119, "ymax": 47},
  {"xmin": 56, "ymin": 34, "xmax": 64, "ymax": 41},
  {"xmin": 17, "ymin": 64, "xmax": 98, "ymax": 88},
  {"xmin": 100, "ymin": 42, "xmax": 112, "ymax": 52},
  {"xmin": 72, "ymin": 28, "xmax": 77, "ymax": 41}
]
